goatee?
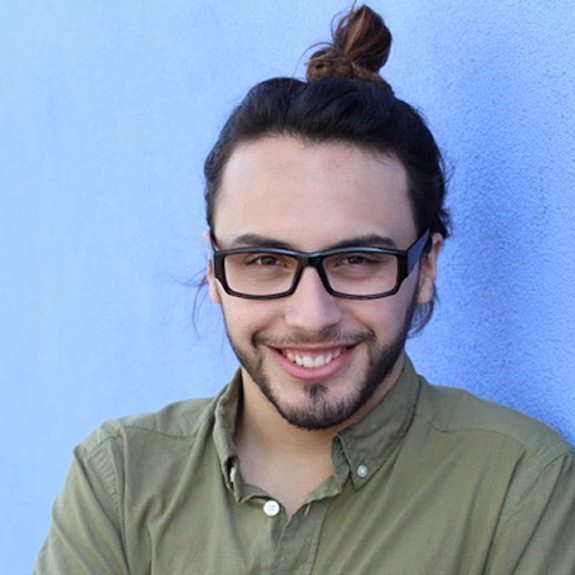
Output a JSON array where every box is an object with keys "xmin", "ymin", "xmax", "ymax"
[{"xmin": 224, "ymin": 293, "xmax": 416, "ymax": 430}]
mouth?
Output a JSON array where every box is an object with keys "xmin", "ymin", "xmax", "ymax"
[{"xmin": 283, "ymin": 348, "xmax": 344, "ymax": 369}]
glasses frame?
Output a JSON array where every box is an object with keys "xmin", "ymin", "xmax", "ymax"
[{"xmin": 210, "ymin": 229, "xmax": 430, "ymax": 300}]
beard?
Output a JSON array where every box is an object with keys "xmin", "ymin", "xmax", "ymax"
[{"xmin": 223, "ymin": 293, "xmax": 417, "ymax": 431}]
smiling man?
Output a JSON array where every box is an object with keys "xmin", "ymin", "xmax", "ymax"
[
  {"xmin": 208, "ymin": 138, "xmax": 438, "ymax": 435},
  {"xmin": 35, "ymin": 5, "xmax": 575, "ymax": 574},
  {"xmin": 207, "ymin": 138, "xmax": 442, "ymax": 519}
]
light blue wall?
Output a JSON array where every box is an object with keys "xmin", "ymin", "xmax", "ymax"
[{"xmin": 2, "ymin": 1, "xmax": 574, "ymax": 571}]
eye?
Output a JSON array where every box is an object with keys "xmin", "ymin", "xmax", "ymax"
[
  {"xmin": 248, "ymin": 254, "xmax": 283, "ymax": 266},
  {"xmin": 238, "ymin": 252, "xmax": 293, "ymax": 268},
  {"xmin": 326, "ymin": 250, "xmax": 396, "ymax": 278},
  {"xmin": 336, "ymin": 253, "xmax": 380, "ymax": 266}
]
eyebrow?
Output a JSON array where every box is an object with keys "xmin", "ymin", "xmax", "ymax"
[{"xmin": 222, "ymin": 233, "xmax": 398, "ymax": 251}]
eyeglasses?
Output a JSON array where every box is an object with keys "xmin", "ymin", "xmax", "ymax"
[{"xmin": 210, "ymin": 229, "xmax": 430, "ymax": 300}]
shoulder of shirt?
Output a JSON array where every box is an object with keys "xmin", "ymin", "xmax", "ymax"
[
  {"xmin": 417, "ymin": 377, "xmax": 573, "ymax": 459},
  {"xmin": 78, "ymin": 392, "xmax": 224, "ymax": 455}
]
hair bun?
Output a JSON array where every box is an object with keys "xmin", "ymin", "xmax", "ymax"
[{"xmin": 306, "ymin": 5, "xmax": 392, "ymax": 86}]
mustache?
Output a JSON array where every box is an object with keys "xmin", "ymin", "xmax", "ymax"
[{"xmin": 253, "ymin": 328, "xmax": 375, "ymax": 347}]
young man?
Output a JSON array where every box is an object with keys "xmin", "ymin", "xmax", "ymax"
[{"xmin": 35, "ymin": 6, "xmax": 575, "ymax": 574}]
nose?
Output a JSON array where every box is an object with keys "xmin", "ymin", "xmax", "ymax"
[{"xmin": 284, "ymin": 267, "xmax": 343, "ymax": 333}]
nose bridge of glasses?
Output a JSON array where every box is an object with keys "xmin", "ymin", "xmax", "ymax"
[{"xmin": 292, "ymin": 253, "xmax": 333, "ymax": 295}]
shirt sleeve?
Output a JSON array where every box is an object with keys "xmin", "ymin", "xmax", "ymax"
[
  {"xmin": 33, "ymin": 432, "xmax": 131, "ymax": 575},
  {"xmin": 485, "ymin": 451, "xmax": 575, "ymax": 574}
]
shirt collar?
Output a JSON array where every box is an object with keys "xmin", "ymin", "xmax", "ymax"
[
  {"xmin": 212, "ymin": 373, "xmax": 242, "ymax": 493},
  {"xmin": 212, "ymin": 357, "xmax": 421, "ymax": 492},
  {"xmin": 334, "ymin": 356, "xmax": 420, "ymax": 489}
]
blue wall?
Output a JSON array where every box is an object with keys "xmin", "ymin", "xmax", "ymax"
[{"xmin": 2, "ymin": 1, "xmax": 574, "ymax": 572}]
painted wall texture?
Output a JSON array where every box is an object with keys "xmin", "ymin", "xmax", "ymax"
[{"xmin": 2, "ymin": 1, "xmax": 574, "ymax": 571}]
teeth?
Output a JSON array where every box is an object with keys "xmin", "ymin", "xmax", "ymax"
[{"xmin": 285, "ymin": 349, "xmax": 342, "ymax": 369}]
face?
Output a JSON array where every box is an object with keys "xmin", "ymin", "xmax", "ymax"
[{"xmin": 207, "ymin": 137, "xmax": 441, "ymax": 431}]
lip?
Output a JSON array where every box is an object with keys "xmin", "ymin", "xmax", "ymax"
[{"xmin": 267, "ymin": 344, "xmax": 356, "ymax": 382}]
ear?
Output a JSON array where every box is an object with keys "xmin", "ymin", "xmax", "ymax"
[
  {"xmin": 203, "ymin": 230, "xmax": 222, "ymax": 305},
  {"xmin": 417, "ymin": 233, "xmax": 443, "ymax": 305}
]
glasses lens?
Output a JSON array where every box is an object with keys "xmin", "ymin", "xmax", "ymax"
[
  {"xmin": 223, "ymin": 251, "xmax": 299, "ymax": 297},
  {"xmin": 323, "ymin": 250, "xmax": 399, "ymax": 296}
]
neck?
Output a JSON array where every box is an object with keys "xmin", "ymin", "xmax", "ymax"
[
  {"xmin": 234, "ymin": 375, "xmax": 336, "ymax": 471},
  {"xmin": 234, "ymin": 385, "xmax": 335, "ymax": 517},
  {"xmin": 233, "ymin": 354, "xmax": 405, "ymax": 516}
]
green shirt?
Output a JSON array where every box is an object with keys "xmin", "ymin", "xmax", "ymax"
[{"xmin": 35, "ymin": 359, "xmax": 575, "ymax": 574}]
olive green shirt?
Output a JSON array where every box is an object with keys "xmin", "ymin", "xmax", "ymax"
[{"xmin": 35, "ymin": 359, "xmax": 575, "ymax": 574}]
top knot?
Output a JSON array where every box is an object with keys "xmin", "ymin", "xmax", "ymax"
[{"xmin": 306, "ymin": 5, "xmax": 392, "ymax": 86}]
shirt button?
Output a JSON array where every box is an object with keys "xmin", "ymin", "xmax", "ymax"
[
  {"xmin": 356, "ymin": 464, "xmax": 369, "ymax": 478},
  {"xmin": 263, "ymin": 500, "xmax": 281, "ymax": 517}
]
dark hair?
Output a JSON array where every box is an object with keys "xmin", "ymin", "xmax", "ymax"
[{"xmin": 203, "ymin": 5, "xmax": 451, "ymax": 333}]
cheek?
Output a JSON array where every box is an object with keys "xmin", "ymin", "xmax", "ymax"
[
  {"xmin": 219, "ymin": 297, "xmax": 279, "ymax": 340},
  {"xmin": 350, "ymin": 297, "xmax": 406, "ymax": 338},
  {"xmin": 367, "ymin": 278, "xmax": 420, "ymax": 335}
]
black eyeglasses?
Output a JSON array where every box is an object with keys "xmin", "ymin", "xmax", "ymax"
[{"xmin": 210, "ymin": 229, "xmax": 430, "ymax": 300}]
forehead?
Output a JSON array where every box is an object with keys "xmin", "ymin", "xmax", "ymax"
[{"xmin": 214, "ymin": 137, "xmax": 416, "ymax": 249}]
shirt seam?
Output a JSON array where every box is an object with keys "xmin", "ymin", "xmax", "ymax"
[
  {"xmin": 427, "ymin": 419, "xmax": 572, "ymax": 461},
  {"xmin": 496, "ymin": 451, "xmax": 574, "ymax": 533},
  {"xmin": 77, "ymin": 435, "xmax": 123, "ymax": 534}
]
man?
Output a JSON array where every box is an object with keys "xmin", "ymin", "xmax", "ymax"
[{"xmin": 35, "ymin": 5, "xmax": 575, "ymax": 574}]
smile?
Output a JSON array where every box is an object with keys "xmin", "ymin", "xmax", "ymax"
[{"xmin": 283, "ymin": 349, "xmax": 344, "ymax": 369}]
